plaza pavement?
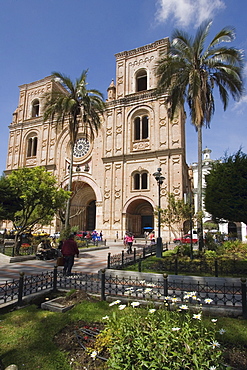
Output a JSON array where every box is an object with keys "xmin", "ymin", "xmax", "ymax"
[{"xmin": 0, "ymin": 239, "xmax": 149, "ymax": 284}]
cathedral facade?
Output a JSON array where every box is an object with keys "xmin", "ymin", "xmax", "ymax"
[{"xmin": 5, "ymin": 38, "xmax": 190, "ymax": 241}]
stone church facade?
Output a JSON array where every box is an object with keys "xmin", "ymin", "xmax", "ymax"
[{"xmin": 5, "ymin": 38, "xmax": 190, "ymax": 241}]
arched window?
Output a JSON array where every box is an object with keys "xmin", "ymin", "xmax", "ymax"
[
  {"xmin": 133, "ymin": 172, "xmax": 148, "ymax": 190},
  {"xmin": 136, "ymin": 69, "xmax": 147, "ymax": 92},
  {"xmin": 27, "ymin": 136, "xmax": 38, "ymax": 157},
  {"xmin": 32, "ymin": 99, "xmax": 40, "ymax": 117},
  {"xmin": 134, "ymin": 115, "xmax": 149, "ymax": 141}
]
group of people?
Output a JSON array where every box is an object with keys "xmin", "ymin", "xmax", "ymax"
[
  {"xmin": 36, "ymin": 239, "xmax": 58, "ymax": 260},
  {"xmin": 78, "ymin": 230, "xmax": 103, "ymax": 241}
]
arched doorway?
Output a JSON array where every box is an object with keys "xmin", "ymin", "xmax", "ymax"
[
  {"xmin": 70, "ymin": 181, "xmax": 96, "ymax": 231},
  {"xmin": 126, "ymin": 199, "xmax": 153, "ymax": 237}
]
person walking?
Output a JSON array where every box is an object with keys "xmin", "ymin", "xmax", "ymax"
[
  {"xmin": 61, "ymin": 233, "xmax": 79, "ymax": 277},
  {"xmin": 125, "ymin": 232, "xmax": 134, "ymax": 254}
]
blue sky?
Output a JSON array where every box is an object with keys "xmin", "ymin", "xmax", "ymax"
[{"xmin": 0, "ymin": 0, "xmax": 247, "ymax": 174}]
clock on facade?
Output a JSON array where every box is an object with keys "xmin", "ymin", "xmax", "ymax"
[{"xmin": 73, "ymin": 138, "xmax": 90, "ymax": 158}]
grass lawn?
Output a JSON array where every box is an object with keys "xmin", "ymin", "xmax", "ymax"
[
  {"xmin": 0, "ymin": 297, "xmax": 109, "ymax": 369},
  {"xmin": 0, "ymin": 292, "xmax": 247, "ymax": 369}
]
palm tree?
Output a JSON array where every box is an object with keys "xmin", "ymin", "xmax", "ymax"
[
  {"xmin": 156, "ymin": 20, "xmax": 244, "ymax": 250},
  {"xmin": 43, "ymin": 70, "xmax": 105, "ymax": 230}
]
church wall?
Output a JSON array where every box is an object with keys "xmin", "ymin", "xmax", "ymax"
[{"xmin": 5, "ymin": 38, "xmax": 189, "ymax": 242}]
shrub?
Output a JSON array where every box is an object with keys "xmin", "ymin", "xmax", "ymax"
[{"xmin": 94, "ymin": 300, "xmax": 224, "ymax": 369}]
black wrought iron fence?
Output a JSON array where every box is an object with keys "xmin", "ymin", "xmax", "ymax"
[
  {"xmin": 1, "ymin": 267, "xmax": 246, "ymax": 318},
  {"xmin": 107, "ymin": 243, "xmax": 157, "ymax": 269}
]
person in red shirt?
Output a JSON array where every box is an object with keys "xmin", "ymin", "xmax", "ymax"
[{"xmin": 61, "ymin": 234, "xmax": 79, "ymax": 277}]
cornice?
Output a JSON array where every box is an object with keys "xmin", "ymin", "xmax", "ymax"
[
  {"xmin": 105, "ymin": 89, "xmax": 168, "ymax": 108},
  {"xmin": 115, "ymin": 38, "xmax": 169, "ymax": 60}
]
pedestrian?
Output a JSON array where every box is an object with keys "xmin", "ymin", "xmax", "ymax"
[
  {"xmin": 125, "ymin": 232, "xmax": 134, "ymax": 254},
  {"xmin": 61, "ymin": 233, "xmax": 79, "ymax": 277}
]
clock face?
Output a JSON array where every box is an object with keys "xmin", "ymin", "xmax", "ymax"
[{"xmin": 73, "ymin": 138, "xmax": 90, "ymax": 158}]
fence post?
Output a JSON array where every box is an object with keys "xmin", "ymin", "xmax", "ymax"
[
  {"xmin": 138, "ymin": 260, "xmax": 142, "ymax": 272},
  {"xmin": 143, "ymin": 248, "xmax": 145, "ymax": 259},
  {"xmin": 215, "ymin": 259, "xmax": 218, "ymax": 277},
  {"xmin": 121, "ymin": 250, "xmax": 124, "ymax": 266},
  {"xmin": 18, "ymin": 272, "xmax": 25, "ymax": 306},
  {"xmin": 107, "ymin": 252, "xmax": 111, "ymax": 269},
  {"xmin": 134, "ymin": 248, "xmax": 136, "ymax": 263},
  {"xmin": 163, "ymin": 273, "xmax": 168, "ymax": 297},
  {"xmin": 12, "ymin": 245, "xmax": 15, "ymax": 257},
  {"xmin": 101, "ymin": 269, "xmax": 106, "ymax": 301},
  {"xmin": 175, "ymin": 256, "xmax": 178, "ymax": 275},
  {"xmin": 53, "ymin": 266, "xmax": 58, "ymax": 292},
  {"xmin": 241, "ymin": 277, "xmax": 247, "ymax": 319}
]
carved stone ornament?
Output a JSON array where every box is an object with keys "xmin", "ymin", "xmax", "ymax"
[
  {"xmin": 106, "ymin": 128, "xmax": 112, "ymax": 136},
  {"xmin": 173, "ymin": 185, "xmax": 180, "ymax": 196},
  {"xmin": 104, "ymin": 190, "xmax": 110, "ymax": 199},
  {"xmin": 171, "ymin": 118, "xmax": 179, "ymax": 126},
  {"xmin": 159, "ymin": 118, "xmax": 167, "ymax": 127},
  {"xmin": 116, "ymin": 126, "xmax": 122, "ymax": 134},
  {"xmin": 133, "ymin": 141, "xmax": 150, "ymax": 151},
  {"xmin": 172, "ymin": 157, "xmax": 180, "ymax": 164}
]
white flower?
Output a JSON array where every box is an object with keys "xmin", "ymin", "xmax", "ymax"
[
  {"xmin": 219, "ymin": 328, "xmax": 226, "ymax": 335},
  {"xmin": 211, "ymin": 318, "xmax": 217, "ymax": 323},
  {"xmin": 149, "ymin": 308, "xmax": 156, "ymax": 313},
  {"xmin": 193, "ymin": 313, "xmax": 202, "ymax": 320},
  {"xmin": 119, "ymin": 304, "xmax": 126, "ymax": 310},
  {"xmin": 139, "ymin": 280, "xmax": 145, "ymax": 284},
  {"xmin": 205, "ymin": 298, "xmax": 213, "ymax": 304},
  {"xmin": 179, "ymin": 304, "xmax": 188, "ymax": 310},
  {"xmin": 209, "ymin": 366, "xmax": 217, "ymax": 370},
  {"xmin": 91, "ymin": 351, "xmax": 98, "ymax": 360},
  {"xmin": 109, "ymin": 300, "xmax": 121, "ymax": 306},
  {"xmin": 131, "ymin": 301, "xmax": 140, "ymax": 307},
  {"xmin": 172, "ymin": 327, "xmax": 180, "ymax": 331},
  {"xmin": 144, "ymin": 288, "xmax": 152, "ymax": 294},
  {"xmin": 102, "ymin": 315, "xmax": 109, "ymax": 320},
  {"xmin": 171, "ymin": 297, "xmax": 178, "ymax": 303},
  {"xmin": 211, "ymin": 341, "xmax": 220, "ymax": 349}
]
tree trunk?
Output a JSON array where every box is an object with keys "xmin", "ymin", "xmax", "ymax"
[
  {"xmin": 197, "ymin": 125, "xmax": 204, "ymax": 251},
  {"xmin": 64, "ymin": 142, "xmax": 74, "ymax": 230}
]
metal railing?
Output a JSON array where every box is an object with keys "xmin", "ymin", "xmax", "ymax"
[
  {"xmin": 107, "ymin": 243, "xmax": 157, "ymax": 269},
  {"xmin": 1, "ymin": 267, "xmax": 246, "ymax": 318}
]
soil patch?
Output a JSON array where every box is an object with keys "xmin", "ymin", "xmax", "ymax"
[{"xmin": 55, "ymin": 320, "xmax": 108, "ymax": 369}]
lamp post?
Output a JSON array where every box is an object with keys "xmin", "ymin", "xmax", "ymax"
[{"xmin": 153, "ymin": 168, "xmax": 165, "ymax": 258}]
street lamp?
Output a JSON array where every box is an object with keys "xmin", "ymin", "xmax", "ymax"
[{"xmin": 153, "ymin": 168, "xmax": 165, "ymax": 258}]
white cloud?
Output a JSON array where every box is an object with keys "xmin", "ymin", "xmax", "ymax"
[
  {"xmin": 156, "ymin": 0, "xmax": 225, "ymax": 28},
  {"xmin": 232, "ymin": 95, "xmax": 247, "ymax": 114}
]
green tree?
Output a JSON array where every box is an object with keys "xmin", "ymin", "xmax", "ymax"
[
  {"xmin": 43, "ymin": 71, "xmax": 105, "ymax": 230},
  {"xmin": 159, "ymin": 193, "xmax": 192, "ymax": 240},
  {"xmin": 0, "ymin": 175, "xmax": 22, "ymax": 221},
  {"xmin": 205, "ymin": 149, "xmax": 247, "ymax": 224},
  {"xmin": 156, "ymin": 20, "xmax": 243, "ymax": 250},
  {"xmin": 6, "ymin": 167, "xmax": 70, "ymax": 254}
]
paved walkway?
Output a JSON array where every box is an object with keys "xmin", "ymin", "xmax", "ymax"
[{"xmin": 0, "ymin": 240, "xmax": 148, "ymax": 283}]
